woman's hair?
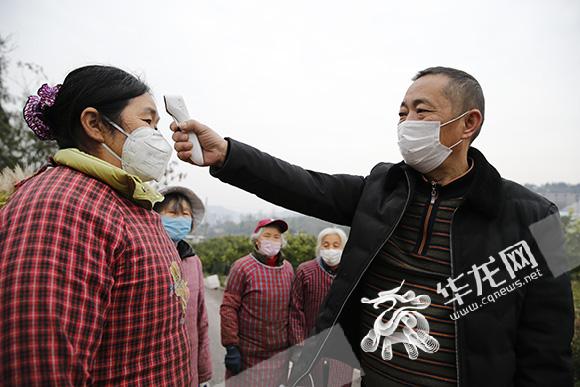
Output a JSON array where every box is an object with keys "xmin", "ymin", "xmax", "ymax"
[
  {"xmin": 153, "ymin": 193, "xmax": 193, "ymax": 217},
  {"xmin": 43, "ymin": 65, "xmax": 149, "ymax": 148},
  {"xmin": 316, "ymin": 227, "xmax": 348, "ymax": 256}
]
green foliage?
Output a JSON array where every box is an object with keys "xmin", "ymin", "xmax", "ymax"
[
  {"xmin": 562, "ymin": 214, "xmax": 580, "ymax": 280},
  {"xmin": 572, "ymin": 279, "xmax": 580, "ymax": 384},
  {"xmin": 563, "ymin": 215, "xmax": 580, "ymax": 383},
  {"xmin": 194, "ymin": 235, "xmax": 250, "ymax": 275},
  {"xmin": 193, "ymin": 232, "xmax": 318, "ymax": 275},
  {"xmin": 283, "ymin": 232, "xmax": 317, "ymax": 267},
  {"xmin": 0, "ymin": 35, "xmax": 58, "ymax": 170}
]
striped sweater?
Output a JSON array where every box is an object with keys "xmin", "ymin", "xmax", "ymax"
[{"xmin": 359, "ymin": 165, "xmax": 474, "ymax": 386}]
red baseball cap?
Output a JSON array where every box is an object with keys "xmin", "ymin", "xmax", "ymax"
[{"xmin": 253, "ymin": 218, "xmax": 289, "ymax": 233}]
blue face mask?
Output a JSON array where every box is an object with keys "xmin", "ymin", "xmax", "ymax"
[{"xmin": 161, "ymin": 216, "xmax": 192, "ymax": 242}]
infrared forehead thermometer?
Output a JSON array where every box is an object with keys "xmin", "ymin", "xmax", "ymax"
[{"xmin": 164, "ymin": 95, "xmax": 204, "ymax": 166}]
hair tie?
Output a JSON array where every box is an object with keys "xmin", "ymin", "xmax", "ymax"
[{"xmin": 23, "ymin": 83, "xmax": 62, "ymax": 140}]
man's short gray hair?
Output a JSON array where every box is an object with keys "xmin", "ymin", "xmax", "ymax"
[{"xmin": 413, "ymin": 66, "xmax": 485, "ymax": 143}]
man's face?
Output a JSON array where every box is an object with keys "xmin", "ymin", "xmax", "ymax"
[{"xmin": 398, "ymin": 74, "xmax": 464, "ymax": 148}]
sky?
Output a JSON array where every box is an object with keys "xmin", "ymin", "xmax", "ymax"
[{"xmin": 2, "ymin": 0, "xmax": 579, "ymax": 214}]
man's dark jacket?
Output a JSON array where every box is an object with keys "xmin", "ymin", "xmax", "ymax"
[{"xmin": 210, "ymin": 139, "xmax": 574, "ymax": 387}]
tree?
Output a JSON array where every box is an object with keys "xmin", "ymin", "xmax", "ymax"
[
  {"xmin": 0, "ymin": 35, "xmax": 58, "ymax": 170},
  {"xmin": 562, "ymin": 214, "xmax": 580, "ymax": 280}
]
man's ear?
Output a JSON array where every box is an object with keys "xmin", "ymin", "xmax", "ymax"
[
  {"xmin": 462, "ymin": 109, "xmax": 483, "ymax": 141},
  {"xmin": 80, "ymin": 107, "xmax": 108, "ymax": 143}
]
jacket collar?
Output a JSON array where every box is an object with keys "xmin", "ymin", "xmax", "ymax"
[
  {"xmin": 177, "ymin": 239, "xmax": 196, "ymax": 259},
  {"xmin": 252, "ymin": 249, "xmax": 285, "ymax": 267},
  {"xmin": 462, "ymin": 147, "xmax": 503, "ymax": 219},
  {"xmin": 392, "ymin": 147, "xmax": 502, "ymax": 219},
  {"xmin": 52, "ymin": 148, "xmax": 164, "ymax": 210}
]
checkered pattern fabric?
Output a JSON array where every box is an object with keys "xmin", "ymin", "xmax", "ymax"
[
  {"xmin": 220, "ymin": 254, "xmax": 294, "ymax": 386},
  {"xmin": 290, "ymin": 258, "xmax": 353, "ymax": 386},
  {"xmin": 181, "ymin": 254, "xmax": 212, "ymax": 385},
  {"xmin": 0, "ymin": 166, "xmax": 191, "ymax": 386}
]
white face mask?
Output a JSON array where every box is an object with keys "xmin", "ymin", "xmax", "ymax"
[
  {"xmin": 397, "ymin": 111, "xmax": 469, "ymax": 174},
  {"xmin": 320, "ymin": 248, "xmax": 342, "ymax": 266},
  {"xmin": 102, "ymin": 117, "xmax": 172, "ymax": 182},
  {"xmin": 258, "ymin": 239, "xmax": 282, "ymax": 257}
]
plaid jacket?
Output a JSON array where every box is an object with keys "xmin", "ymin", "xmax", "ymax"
[
  {"xmin": 289, "ymin": 258, "xmax": 334, "ymax": 346},
  {"xmin": 220, "ymin": 254, "xmax": 294, "ymax": 386},
  {"xmin": 0, "ymin": 165, "xmax": 192, "ymax": 386},
  {"xmin": 289, "ymin": 258, "xmax": 353, "ymax": 387},
  {"xmin": 180, "ymin": 251, "xmax": 212, "ymax": 385}
]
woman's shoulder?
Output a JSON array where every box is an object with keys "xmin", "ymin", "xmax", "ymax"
[
  {"xmin": 5, "ymin": 166, "xmax": 124, "ymax": 219},
  {"xmin": 296, "ymin": 258, "xmax": 319, "ymax": 273},
  {"xmin": 233, "ymin": 254, "xmax": 256, "ymax": 268}
]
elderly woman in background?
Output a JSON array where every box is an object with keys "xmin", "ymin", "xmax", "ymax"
[
  {"xmin": 220, "ymin": 218, "xmax": 295, "ymax": 386},
  {"xmin": 154, "ymin": 186, "xmax": 212, "ymax": 387},
  {"xmin": 289, "ymin": 227, "xmax": 353, "ymax": 386},
  {"xmin": 0, "ymin": 65, "xmax": 192, "ymax": 385}
]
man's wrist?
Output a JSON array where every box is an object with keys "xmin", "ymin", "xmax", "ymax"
[{"xmin": 216, "ymin": 138, "xmax": 229, "ymax": 168}]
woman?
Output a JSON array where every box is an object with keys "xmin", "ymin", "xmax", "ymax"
[
  {"xmin": 0, "ymin": 66, "xmax": 192, "ymax": 385},
  {"xmin": 154, "ymin": 186, "xmax": 212, "ymax": 387},
  {"xmin": 219, "ymin": 218, "xmax": 295, "ymax": 386},
  {"xmin": 289, "ymin": 227, "xmax": 353, "ymax": 387}
]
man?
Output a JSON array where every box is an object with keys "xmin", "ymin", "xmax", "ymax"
[
  {"xmin": 173, "ymin": 67, "xmax": 574, "ymax": 386},
  {"xmin": 220, "ymin": 219, "xmax": 294, "ymax": 386}
]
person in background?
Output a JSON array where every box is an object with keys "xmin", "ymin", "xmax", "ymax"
[
  {"xmin": 0, "ymin": 65, "xmax": 192, "ymax": 385},
  {"xmin": 220, "ymin": 218, "xmax": 295, "ymax": 386},
  {"xmin": 154, "ymin": 186, "xmax": 212, "ymax": 387},
  {"xmin": 289, "ymin": 227, "xmax": 353, "ymax": 387}
]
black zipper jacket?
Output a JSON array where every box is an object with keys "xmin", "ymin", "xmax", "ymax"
[{"xmin": 210, "ymin": 138, "xmax": 574, "ymax": 387}]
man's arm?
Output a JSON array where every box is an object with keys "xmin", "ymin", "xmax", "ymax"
[
  {"xmin": 515, "ymin": 206, "xmax": 575, "ymax": 386},
  {"xmin": 172, "ymin": 121, "xmax": 366, "ymax": 226}
]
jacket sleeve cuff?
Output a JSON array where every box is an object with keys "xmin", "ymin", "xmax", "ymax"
[{"xmin": 209, "ymin": 137, "xmax": 235, "ymax": 178}]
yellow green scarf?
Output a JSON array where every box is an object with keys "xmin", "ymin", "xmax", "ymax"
[{"xmin": 53, "ymin": 148, "xmax": 163, "ymax": 210}]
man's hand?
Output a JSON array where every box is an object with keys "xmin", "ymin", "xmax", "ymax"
[{"xmin": 170, "ymin": 119, "xmax": 228, "ymax": 167}]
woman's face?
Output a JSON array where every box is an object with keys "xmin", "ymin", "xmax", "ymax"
[
  {"xmin": 257, "ymin": 226, "xmax": 282, "ymax": 248},
  {"xmin": 102, "ymin": 93, "xmax": 160, "ymax": 168},
  {"xmin": 159, "ymin": 198, "xmax": 193, "ymax": 219},
  {"xmin": 320, "ymin": 233, "xmax": 342, "ymax": 251}
]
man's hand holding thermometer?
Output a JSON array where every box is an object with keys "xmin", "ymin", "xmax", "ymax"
[{"xmin": 165, "ymin": 95, "xmax": 228, "ymax": 167}]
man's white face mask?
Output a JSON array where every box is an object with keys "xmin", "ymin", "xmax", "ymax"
[{"xmin": 397, "ymin": 111, "xmax": 470, "ymax": 174}]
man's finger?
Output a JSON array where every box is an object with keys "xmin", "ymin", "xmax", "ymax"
[
  {"xmin": 174, "ymin": 141, "xmax": 193, "ymax": 152},
  {"xmin": 169, "ymin": 121, "xmax": 179, "ymax": 132},
  {"xmin": 176, "ymin": 119, "xmax": 205, "ymax": 134},
  {"xmin": 172, "ymin": 131, "xmax": 190, "ymax": 142},
  {"xmin": 177, "ymin": 151, "xmax": 193, "ymax": 161}
]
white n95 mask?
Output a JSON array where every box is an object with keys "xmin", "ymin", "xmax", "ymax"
[
  {"xmin": 320, "ymin": 248, "xmax": 343, "ymax": 266},
  {"xmin": 102, "ymin": 116, "xmax": 172, "ymax": 182},
  {"xmin": 397, "ymin": 111, "xmax": 469, "ymax": 174}
]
